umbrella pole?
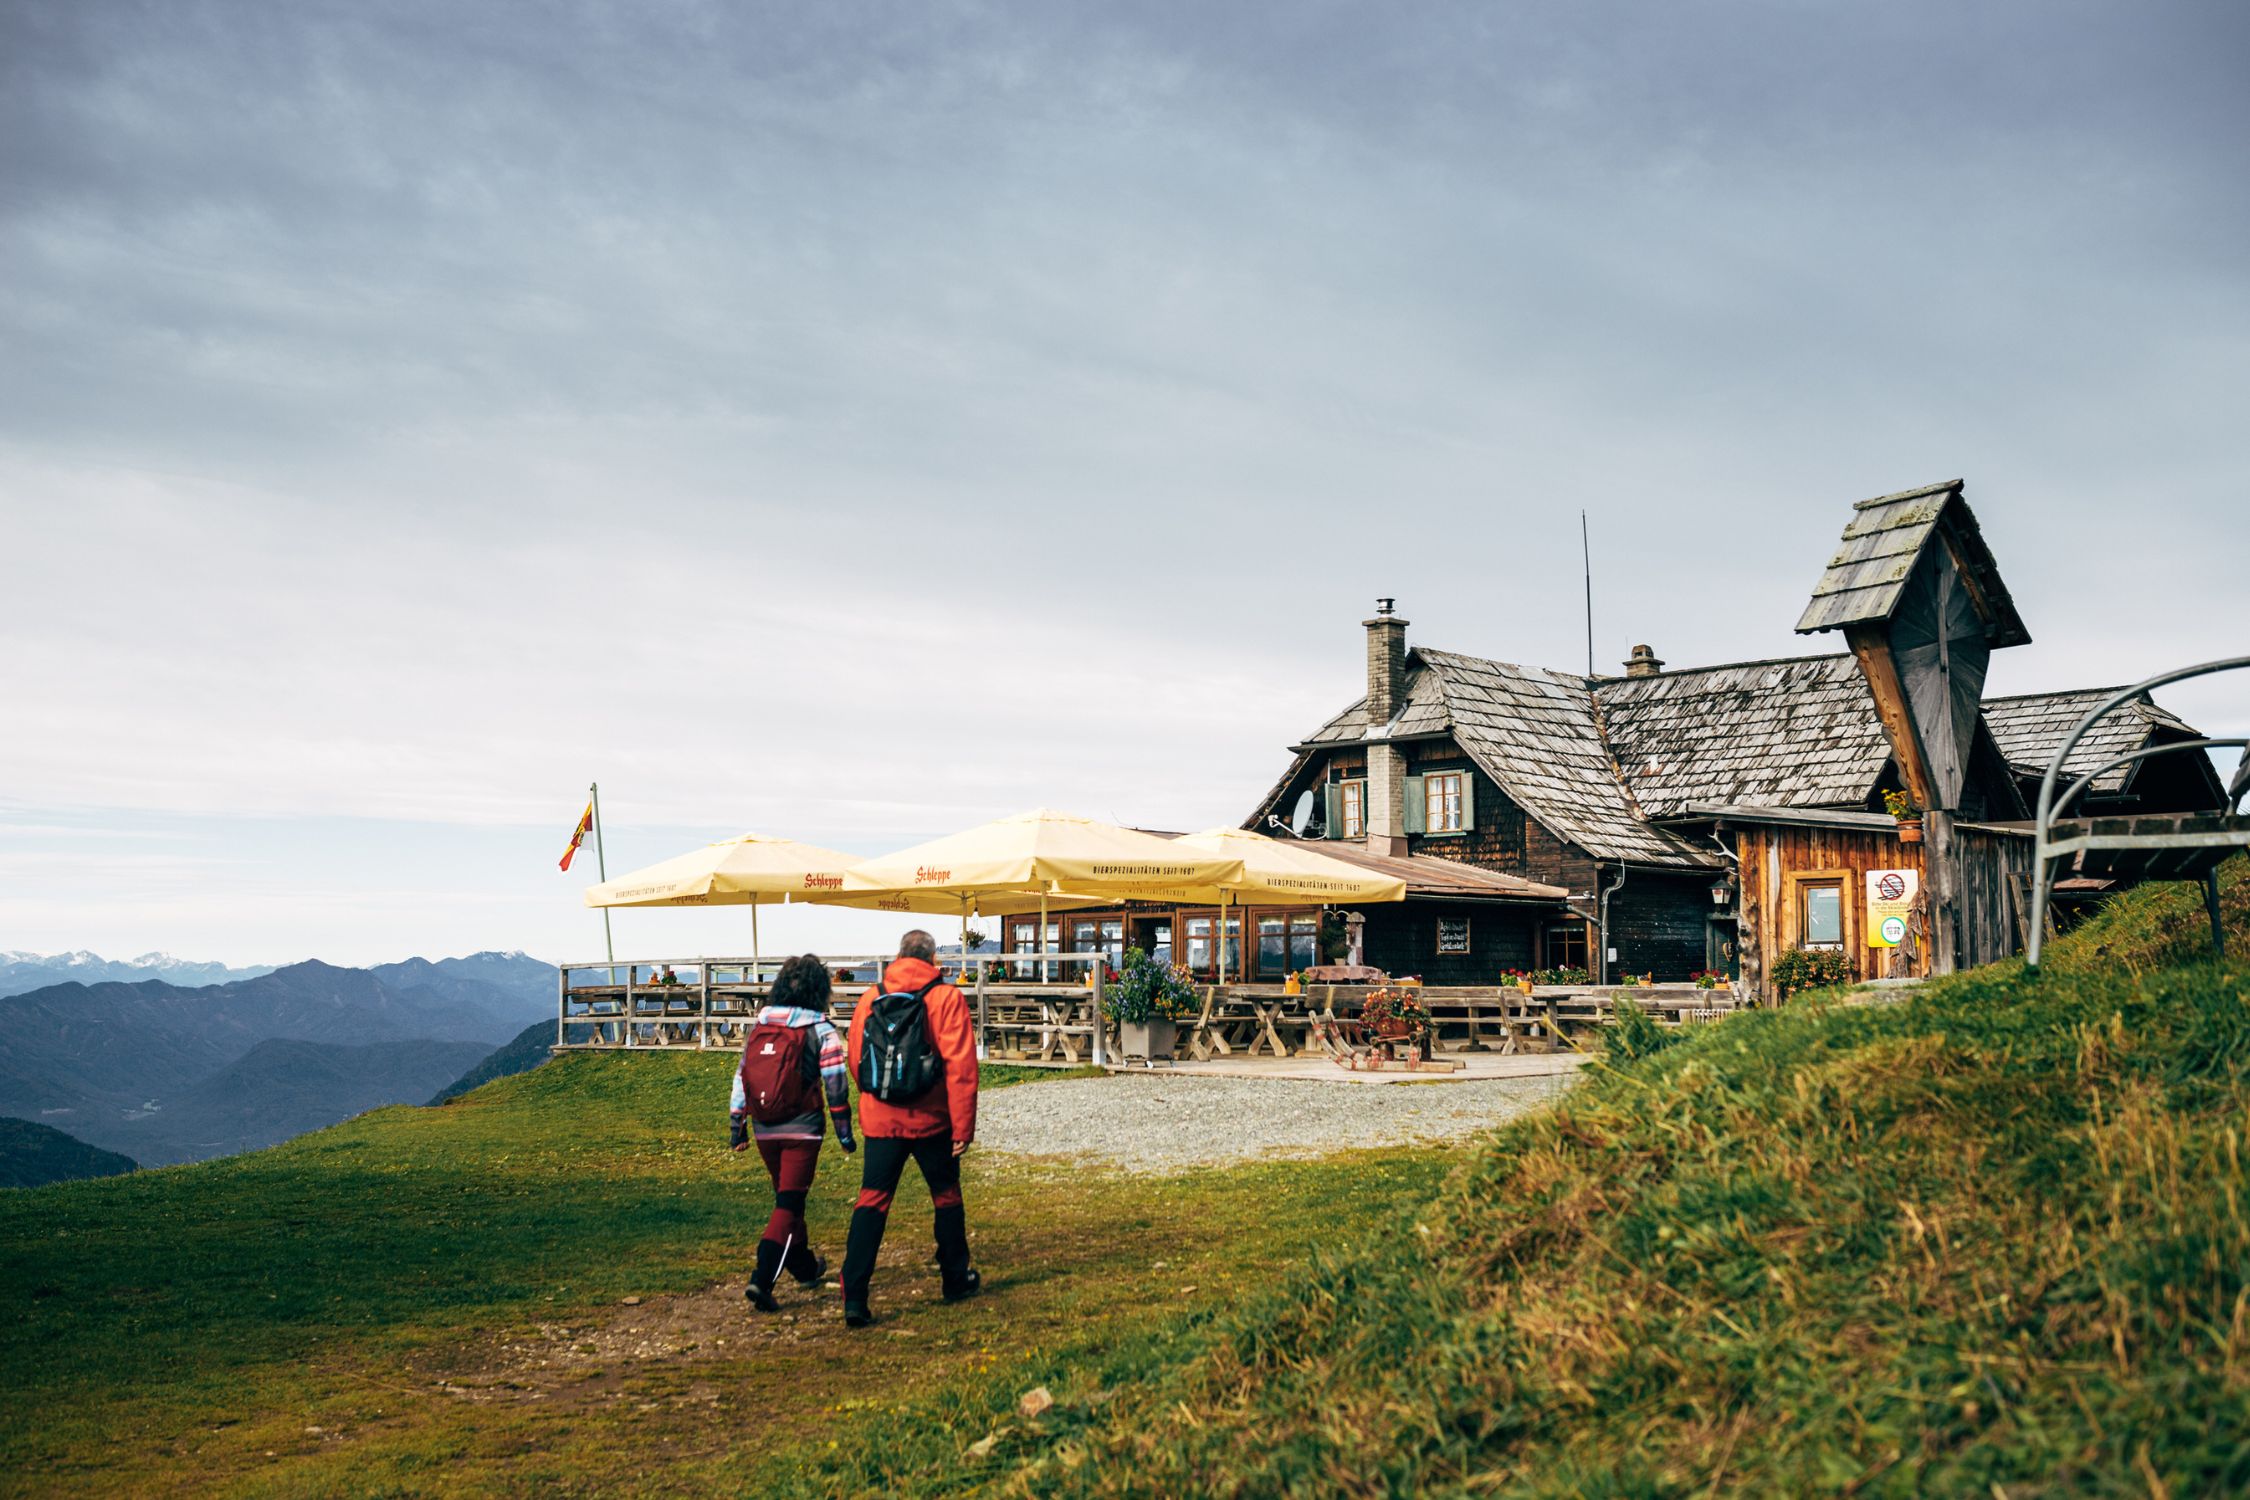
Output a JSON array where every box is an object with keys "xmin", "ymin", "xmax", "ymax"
[
  {"xmin": 1078, "ymin": 890, "xmax": 1106, "ymax": 1068},
  {"xmin": 752, "ymin": 902, "xmax": 761, "ymax": 988},
  {"xmin": 967, "ymin": 895, "xmax": 987, "ymax": 1063}
]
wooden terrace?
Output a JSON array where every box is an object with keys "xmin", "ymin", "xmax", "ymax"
[{"xmin": 556, "ymin": 953, "xmax": 1748, "ymax": 1071}]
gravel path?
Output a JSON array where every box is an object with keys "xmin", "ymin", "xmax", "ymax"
[{"xmin": 975, "ymin": 1073, "xmax": 1574, "ymax": 1173}]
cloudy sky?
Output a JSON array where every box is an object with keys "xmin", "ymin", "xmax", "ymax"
[{"xmin": 3, "ymin": 1, "xmax": 2244, "ymax": 967}]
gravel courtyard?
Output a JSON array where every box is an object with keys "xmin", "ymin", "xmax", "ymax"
[{"xmin": 976, "ymin": 1071, "xmax": 1577, "ymax": 1173}]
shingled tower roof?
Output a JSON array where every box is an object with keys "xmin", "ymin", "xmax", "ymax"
[{"xmin": 1794, "ymin": 479, "xmax": 2032, "ymax": 647}]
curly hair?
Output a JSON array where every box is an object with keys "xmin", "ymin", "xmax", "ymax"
[{"xmin": 767, "ymin": 953, "xmax": 832, "ymax": 1012}]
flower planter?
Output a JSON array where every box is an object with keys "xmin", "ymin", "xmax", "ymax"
[
  {"xmin": 1119, "ymin": 1017, "xmax": 1178, "ymax": 1063},
  {"xmin": 1896, "ymin": 820, "xmax": 1924, "ymax": 845}
]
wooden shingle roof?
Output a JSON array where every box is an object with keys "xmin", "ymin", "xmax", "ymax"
[
  {"xmin": 1310, "ymin": 843, "xmax": 1570, "ymax": 902},
  {"xmin": 1795, "ymin": 479, "xmax": 2032, "ymax": 647},
  {"xmin": 1982, "ymin": 689, "xmax": 2202, "ymax": 793},
  {"xmin": 1413, "ymin": 650, "xmax": 1711, "ymax": 867},
  {"xmin": 1594, "ymin": 654, "xmax": 1891, "ymax": 818}
]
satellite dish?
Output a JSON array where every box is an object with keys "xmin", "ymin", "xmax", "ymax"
[{"xmin": 1289, "ymin": 789, "xmax": 1317, "ymax": 836}]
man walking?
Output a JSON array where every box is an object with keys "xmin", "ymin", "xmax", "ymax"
[{"xmin": 841, "ymin": 929, "xmax": 981, "ymax": 1326}]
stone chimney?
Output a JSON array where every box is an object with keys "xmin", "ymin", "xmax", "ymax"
[
  {"xmin": 1363, "ymin": 599, "xmax": 1411, "ymax": 856},
  {"xmin": 1623, "ymin": 643, "xmax": 1664, "ymax": 678},
  {"xmin": 1364, "ymin": 598, "xmax": 1410, "ymax": 724}
]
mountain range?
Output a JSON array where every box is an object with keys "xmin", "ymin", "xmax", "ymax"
[
  {"xmin": 0, "ymin": 951, "xmax": 560, "ymax": 1169},
  {"xmin": 0, "ymin": 950, "xmax": 277, "ymax": 997}
]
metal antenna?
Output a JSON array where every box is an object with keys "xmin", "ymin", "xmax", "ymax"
[{"xmin": 1581, "ymin": 510, "xmax": 1594, "ymax": 679}]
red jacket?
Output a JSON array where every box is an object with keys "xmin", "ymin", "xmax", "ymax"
[{"xmin": 848, "ymin": 957, "xmax": 979, "ymax": 1143}]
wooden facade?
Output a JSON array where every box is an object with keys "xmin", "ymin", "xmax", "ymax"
[{"xmin": 1730, "ymin": 815, "xmax": 2035, "ymax": 997}]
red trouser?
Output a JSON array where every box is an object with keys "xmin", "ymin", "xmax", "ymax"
[{"xmin": 755, "ymin": 1137, "xmax": 822, "ymax": 1254}]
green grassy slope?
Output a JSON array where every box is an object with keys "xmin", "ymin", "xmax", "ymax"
[
  {"xmin": 0, "ymin": 1054, "xmax": 1444, "ymax": 1496},
  {"xmin": 786, "ymin": 856, "xmax": 2250, "ymax": 1497}
]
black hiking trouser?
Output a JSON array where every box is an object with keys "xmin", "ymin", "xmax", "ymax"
[{"xmin": 840, "ymin": 1135, "xmax": 969, "ymax": 1302}]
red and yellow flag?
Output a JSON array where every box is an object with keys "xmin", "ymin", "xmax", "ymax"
[{"xmin": 559, "ymin": 803, "xmax": 594, "ymax": 871}]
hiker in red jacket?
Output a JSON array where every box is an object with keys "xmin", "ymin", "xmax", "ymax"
[{"xmin": 840, "ymin": 930, "xmax": 981, "ymax": 1327}]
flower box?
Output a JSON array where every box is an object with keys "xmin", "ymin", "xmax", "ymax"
[{"xmin": 1119, "ymin": 1017, "xmax": 1178, "ymax": 1063}]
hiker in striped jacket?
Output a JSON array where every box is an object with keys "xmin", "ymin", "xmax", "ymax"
[{"xmin": 728, "ymin": 954, "xmax": 855, "ymax": 1311}]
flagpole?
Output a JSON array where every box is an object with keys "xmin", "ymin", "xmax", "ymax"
[{"xmin": 590, "ymin": 780, "xmax": 617, "ymax": 984}]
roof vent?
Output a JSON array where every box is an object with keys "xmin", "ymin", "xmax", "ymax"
[{"xmin": 1624, "ymin": 644, "xmax": 1665, "ymax": 678}]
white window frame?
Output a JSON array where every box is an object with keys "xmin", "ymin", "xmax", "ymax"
[{"xmin": 1425, "ymin": 771, "xmax": 1465, "ymax": 833}]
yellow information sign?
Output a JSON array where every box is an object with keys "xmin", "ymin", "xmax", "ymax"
[{"xmin": 1865, "ymin": 868, "xmax": 1920, "ymax": 948}]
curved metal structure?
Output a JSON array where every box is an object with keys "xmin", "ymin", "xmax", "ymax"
[{"xmin": 2026, "ymin": 656, "xmax": 2250, "ymax": 970}]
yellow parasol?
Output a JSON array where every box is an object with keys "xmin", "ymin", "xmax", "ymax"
[
  {"xmin": 839, "ymin": 808, "xmax": 1244, "ymax": 905},
  {"xmin": 581, "ymin": 832, "xmax": 892, "ymax": 975},
  {"xmin": 1166, "ymin": 826, "xmax": 1408, "ymax": 904},
  {"xmin": 1149, "ymin": 826, "xmax": 1407, "ymax": 983},
  {"xmin": 839, "ymin": 810, "xmax": 1246, "ymax": 1064}
]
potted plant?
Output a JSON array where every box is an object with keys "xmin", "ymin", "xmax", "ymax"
[
  {"xmin": 1108, "ymin": 947, "xmax": 1198, "ymax": 1063},
  {"xmin": 1361, "ymin": 984, "xmax": 1435, "ymax": 1062},
  {"xmin": 1691, "ymin": 969, "xmax": 1730, "ymax": 992},
  {"xmin": 1770, "ymin": 946, "xmax": 1857, "ymax": 1000},
  {"xmin": 1884, "ymin": 788, "xmax": 1923, "ymax": 844},
  {"xmin": 1501, "ymin": 968, "xmax": 1536, "ymax": 995}
]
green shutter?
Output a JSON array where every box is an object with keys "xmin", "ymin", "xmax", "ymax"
[
  {"xmin": 1458, "ymin": 774, "xmax": 1475, "ymax": 832},
  {"xmin": 1322, "ymin": 783, "xmax": 1344, "ymax": 839},
  {"xmin": 1404, "ymin": 775, "xmax": 1426, "ymax": 835}
]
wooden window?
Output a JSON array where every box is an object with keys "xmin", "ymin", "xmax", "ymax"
[
  {"xmin": 1437, "ymin": 916, "xmax": 1471, "ymax": 954},
  {"xmin": 1256, "ymin": 913, "xmax": 1322, "ymax": 977},
  {"xmin": 1425, "ymin": 772, "xmax": 1465, "ymax": 833},
  {"xmin": 1543, "ymin": 921, "xmax": 1589, "ymax": 972},
  {"xmin": 1772, "ymin": 862, "xmax": 1854, "ymax": 956},
  {"xmin": 1070, "ymin": 917, "xmax": 1125, "ymax": 968},
  {"xmin": 1340, "ymin": 779, "xmax": 1366, "ymax": 839},
  {"xmin": 1800, "ymin": 882, "xmax": 1844, "ymax": 949},
  {"xmin": 1183, "ymin": 914, "xmax": 1243, "ymax": 979}
]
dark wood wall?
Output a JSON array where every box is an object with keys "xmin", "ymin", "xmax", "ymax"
[
  {"xmin": 1606, "ymin": 875, "xmax": 1718, "ymax": 982},
  {"xmin": 1360, "ymin": 901, "xmax": 1541, "ymax": 984}
]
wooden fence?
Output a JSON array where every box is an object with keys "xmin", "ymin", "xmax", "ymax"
[{"xmin": 557, "ymin": 954, "xmax": 1747, "ymax": 1065}]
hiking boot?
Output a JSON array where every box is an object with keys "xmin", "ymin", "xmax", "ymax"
[
  {"xmin": 746, "ymin": 1239, "xmax": 784, "ymax": 1312},
  {"xmin": 789, "ymin": 1250, "xmax": 828, "ymax": 1287},
  {"xmin": 942, "ymin": 1268, "xmax": 982, "ymax": 1303},
  {"xmin": 842, "ymin": 1299, "xmax": 876, "ymax": 1328}
]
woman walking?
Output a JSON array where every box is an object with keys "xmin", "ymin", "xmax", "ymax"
[{"xmin": 729, "ymin": 953, "xmax": 856, "ymax": 1310}]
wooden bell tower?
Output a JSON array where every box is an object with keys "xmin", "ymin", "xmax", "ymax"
[{"xmin": 1797, "ymin": 480, "xmax": 2031, "ymax": 972}]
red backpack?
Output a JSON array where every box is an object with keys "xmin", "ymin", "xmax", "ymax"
[{"xmin": 739, "ymin": 1018, "xmax": 821, "ymax": 1124}]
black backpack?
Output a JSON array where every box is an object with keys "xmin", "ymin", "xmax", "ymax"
[{"xmin": 857, "ymin": 980, "xmax": 945, "ymax": 1103}]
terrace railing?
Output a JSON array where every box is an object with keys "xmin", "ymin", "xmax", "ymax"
[
  {"xmin": 558, "ymin": 949, "xmax": 1113, "ymax": 1066},
  {"xmin": 2025, "ymin": 656, "xmax": 2250, "ymax": 970},
  {"xmin": 557, "ymin": 957, "xmax": 1737, "ymax": 1066}
]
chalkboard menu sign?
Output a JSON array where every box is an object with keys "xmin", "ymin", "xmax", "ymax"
[{"xmin": 1437, "ymin": 917, "xmax": 1471, "ymax": 954}]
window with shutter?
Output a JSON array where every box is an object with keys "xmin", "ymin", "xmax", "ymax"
[
  {"xmin": 1404, "ymin": 776, "xmax": 1426, "ymax": 834},
  {"xmin": 1340, "ymin": 779, "xmax": 1366, "ymax": 839},
  {"xmin": 1424, "ymin": 771, "xmax": 1465, "ymax": 833},
  {"xmin": 1322, "ymin": 783, "xmax": 1344, "ymax": 839}
]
